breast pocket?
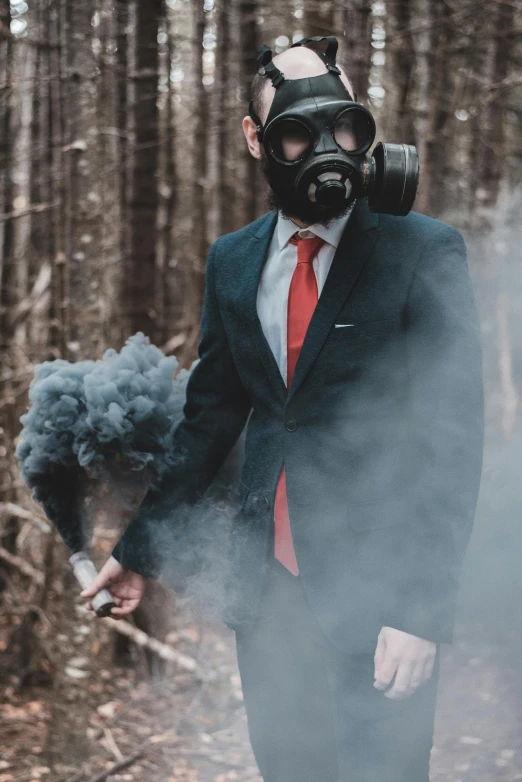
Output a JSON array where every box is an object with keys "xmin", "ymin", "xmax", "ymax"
[
  {"xmin": 326, "ymin": 318, "xmax": 405, "ymax": 421},
  {"xmin": 328, "ymin": 318, "xmax": 402, "ymax": 341}
]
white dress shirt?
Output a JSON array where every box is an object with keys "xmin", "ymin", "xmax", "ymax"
[{"xmin": 256, "ymin": 205, "xmax": 354, "ymax": 387}]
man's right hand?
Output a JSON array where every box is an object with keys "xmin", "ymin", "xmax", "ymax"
[{"xmin": 80, "ymin": 556, "xmax": 146, "ymax": 619}]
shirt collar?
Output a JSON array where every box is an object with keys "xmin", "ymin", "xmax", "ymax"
[{"xmin": 276, "ymin": 201, "xmax": 356, "ymax": 251}]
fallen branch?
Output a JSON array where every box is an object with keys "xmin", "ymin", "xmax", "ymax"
[
  {"xmin": 10, "ymin": 262, "xmax": 52, "ymax": 327},
  {"xmin": 86, "ymin": 747, "xmax": 144, "ymax": 782},
  {"xmin": 0, "ymin": 501, "xmax": 51, "ymax": 533},
  {"xmin": 0, "ymin": 545, "xmax": 44, "ymax": 584},
  {"xmin": 102, "ymin": 616, "xmax": 199, "ymax": 673},
  {"xmin": 0, "ymin": 199, "xmax": 59, "ymax": 222},
  {"xmin": 172, "ymin": 747, "xmax": 256, "ymax": 771},
  {"xmin": 161, "ymin": 332, "xmax": 187, "ymax": 354},
  {"xmin": 101, "ymin": 726, "xmax": 124, "ymax": 762}
]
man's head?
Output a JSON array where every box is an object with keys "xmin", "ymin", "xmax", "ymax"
[
  {"xmin": 242, "ymin": 43, "xmax": 363, "ymax": 226},
  {"xmin": 249, "ymin": 46, "xmax": 356, "ymax": 129}
]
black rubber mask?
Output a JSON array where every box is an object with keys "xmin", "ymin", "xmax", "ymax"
[{"xmin": 249, "ymin": 36, "xmax": 418, "ymax": 218}]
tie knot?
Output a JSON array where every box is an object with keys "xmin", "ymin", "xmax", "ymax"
[{"xmin": 289, "ymin": 233, "xmax": 324, "ymax": 264}]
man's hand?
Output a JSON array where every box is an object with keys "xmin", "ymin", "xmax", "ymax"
[
  {"xmin": 80, "ymin": 556, "xmax": 146, "ymax": 619},
  {"xmin": 373, "ymin": 626, "xmax": 436, "ymax": 700}
]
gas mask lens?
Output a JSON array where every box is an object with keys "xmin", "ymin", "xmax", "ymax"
[
  {"xmin": 333, "ymin": 107, "xmax": 375, "ymax": 154},
  {"xmin": 267, "ymin": 119, "xmax": 313, "ymax": 163}
]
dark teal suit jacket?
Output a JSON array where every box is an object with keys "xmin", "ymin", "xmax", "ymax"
[{"xmin": 113, "ymin": 198, "xmax": 484, "ymax": 652}]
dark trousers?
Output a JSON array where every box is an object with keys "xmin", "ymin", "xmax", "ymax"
[{"xmin": 235, "ymin": 558, "xmax": 441, "ymax": 782}]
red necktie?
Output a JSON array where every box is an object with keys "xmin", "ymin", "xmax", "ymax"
[{"xmin": 274, "ymin": 233, "xmax": 324, "ymax": 575}]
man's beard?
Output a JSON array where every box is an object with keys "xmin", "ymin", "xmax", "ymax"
[{"xmin": 259, "ymin": 154, "xmax": 354, "ymax": 227}]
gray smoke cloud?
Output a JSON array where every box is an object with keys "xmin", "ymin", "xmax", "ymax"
[
  {"xmin": 15, "ymin": 333, "xmax": 200, "ymax": 552},
  {"xmin": 15, "ymin": 357, "xmax": 96, "ymax": 551}
]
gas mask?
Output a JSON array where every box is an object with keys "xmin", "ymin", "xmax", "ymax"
[{"xmin": 249, "ymin": 36, "xmax": 419, "ymax": 219}]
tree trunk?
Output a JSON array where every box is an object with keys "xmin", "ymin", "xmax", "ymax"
[
  {"xmin": 0, "ymin": 0, "xmax": 14, "ymax": 348},
  {"xmin": 194, "ymin": 0, "xmax": 209, "ymax": 302},
  {"xmin": 239, "ymin": 0, "xmax": 258, "ymax": 223},
  {"xmin": 176, "ymin": 0, "xmax": 211, "ymax": 368},
  {"xmin": 157, "ymin": 0, "xmax": 178, "ymax": 346},
  {"xmin": 65, "ymin": 0, "xmax": 104, "ymax": 357},
  {"xmin": 303, "ymin": 0, "xmax": 335, "ymax": 39},
  {"xmin": 125, "ymin": 0, "xmax": 162, "ymax": 341},
  {"xmin": 341, "ymin": 0, "xmax": 373, "ymax": 102},
  {"xmin": 466, "ymin": 0, "xmax": 492, "ymax": 223},
  {"xmin": 115, "ymin": 0, "xmax": 130, "ymax": 342},
  {"xmin": 419, "ymin": 0, "xmax": 455, "ymax": 215},
  {"xmin": 11, "ymin": 9, "xmax": 37, "ymax": 358},
  {"xmin": 385, "ymin": 0, "xmax": 416, "ymax": 143},
  {"xmin": 411, "ymin": 0, "xmax": 433, "ymax": 214},
  {"xmin": 481, "ymin": 0, "xmax": 515, "ymax": 208},
  {"xmin": 216, "ymin": 0, "xmax": 235, "ymax": 236},
  {"xmin": 0, "ymin": 1, "xmax": 19, "ymax": 562},
  {"xmin": 97, "ymin": 0, "xmax": 122, "ymax": 349},
  {"xmin": 48, "ymin": 0, "xmax": 67, "ymax": 358},
  {"xmin": 29, "ymin": 0, "xmax": 53, "ymax": 354}
]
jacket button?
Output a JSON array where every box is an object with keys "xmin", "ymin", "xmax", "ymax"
[{"xmin": 285, "ymin": 418, "xmax": 298, "ymax": 432}]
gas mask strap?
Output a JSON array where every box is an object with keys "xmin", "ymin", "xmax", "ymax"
[
  {"xmin": 248, "ymin": 100, "xmax": 265, "ymax": 142},
  {"xmin": 249, "ymin": 44, "xmax": 285, "ymax": 143},
  {"xmin": 256, "ymin": 43, "xmax": 285, "ymax": 89},
  {"xmin": 290, "ymin": 36, "xmax": 342, "ymax": 76}
]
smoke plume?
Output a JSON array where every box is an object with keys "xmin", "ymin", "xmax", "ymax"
[{"xmin": 15, "ymin": 333, "xmax": 195, "ymax": 551}]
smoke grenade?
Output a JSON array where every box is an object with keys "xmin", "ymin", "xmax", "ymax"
[{"xmin": 69, "ymin": 551, "xmax": 115, "ymax": 617}]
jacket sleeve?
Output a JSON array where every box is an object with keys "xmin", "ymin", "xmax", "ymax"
[
  {"xmin": 393, "ymin": 225, "xmax": 484, "ymax": 643},
  {"xmin": 111, "ymin": 239, "xmax": 252, "ymax": 579}
]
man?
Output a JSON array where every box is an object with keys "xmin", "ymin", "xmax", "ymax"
[{"xmin": 83, "ymin": 38, "xmax": 484, "ymax": 782}]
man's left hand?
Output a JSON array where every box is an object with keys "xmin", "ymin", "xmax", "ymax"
[{"xmin": 373, "ymin": 626, "xmax": 436, "ymax": 700}]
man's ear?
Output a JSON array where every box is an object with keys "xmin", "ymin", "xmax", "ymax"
[{"xmin": 242, "ymin": 115, "xmax": 263, "ymax": 160}]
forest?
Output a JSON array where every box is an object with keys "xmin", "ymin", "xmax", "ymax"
[{"xmin": 1, "ymin": 0, "xmax": 522, "ymax": 780}]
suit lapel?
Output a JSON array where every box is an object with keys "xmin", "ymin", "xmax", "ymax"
[
  {"xmin": 241, "ymin": 211, "xmax": 287, "ymax": 402},
  {"xmin": 286, "ymin": 199, "xmax": 380, "ymax": 404}
]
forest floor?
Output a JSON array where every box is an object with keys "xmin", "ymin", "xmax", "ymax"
[{"xmin": 1, "ymin": 593, "xmax": 522, "ymax": 782}]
